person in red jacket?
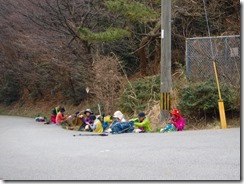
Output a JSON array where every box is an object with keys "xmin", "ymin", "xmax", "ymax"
[
  {"xmin": 44, "ymin": 109, "xmax": 57, "ymax": 125},
  {"xmin": 49, "ymin": 109, "xmax": 57, "ymax": 124}
]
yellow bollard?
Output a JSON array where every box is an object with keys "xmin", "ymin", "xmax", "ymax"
[
  {"xmin": 213, "ymin": 60, "xmax": 227, "ymax": 129},
  {"xmin": 218, "ymin": 99, "xmax": 227, "ymax": 129}
]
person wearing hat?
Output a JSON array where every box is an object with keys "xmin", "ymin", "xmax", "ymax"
[
  {"xmin": 160, "ymin": 108, "xmax": 185, "ymax": 133},
  {"xmin": 78, "ymin": 108, "xmax": 93, "ymax": 131},
  {"xmin": 112, "ymin": 110, "xmax": 126, "ymax": 122},
  {"xmin": 86, "ymin": 115, "xmax": 103, "ymax": 133},
  {"xmin": 106, "ymin": 111, "xmax": 127, "ymax": 133},
  {"xmin": 131, "ymin": 112, "xmax": 151, "ymax": 133}
]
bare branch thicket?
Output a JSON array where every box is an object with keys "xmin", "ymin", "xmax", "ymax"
[
  {"xmin": 92, "ymin": 54, "xmax": 124, "ymax": 114},
  {"xmin": 171, "ymin": 0, "xmax": 240, "ymax": 66},
  {"xmin": 0, "ymin": 0, "xmax": 107, "ymax": 103},
  {"xmin": 16, "ymin": 0, "xmax": 118, "ymax": 87},
  {"xmin": 0, "ymin": 0, "xmax": 240, "ymax": 105},
  {"xmin": 0, "ymin": 1, "xmax": 58, "ymax": 88}
]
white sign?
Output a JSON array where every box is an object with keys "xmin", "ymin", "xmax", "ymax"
[{"xmin": 161, "ymin": 29, "xmax": 164, "ymax": 39}]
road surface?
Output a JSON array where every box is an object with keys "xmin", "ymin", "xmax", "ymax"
[{"xmin": 0, "ymin": 115, "xmax": 240, "ymax": 180}]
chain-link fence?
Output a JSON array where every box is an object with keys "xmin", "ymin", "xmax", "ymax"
[{"xmin": 186, "ymin": 35, "xmax": 240, "ymax": 88}]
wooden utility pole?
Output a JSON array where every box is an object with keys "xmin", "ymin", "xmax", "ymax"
[{"xmin": 160, "ymin": 0, "xmax": 172, "ymax": 122}]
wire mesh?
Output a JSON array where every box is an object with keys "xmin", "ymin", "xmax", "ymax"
[{"xmin": 186, "ymin": 35, "xmax": 240, "ymax": 88}]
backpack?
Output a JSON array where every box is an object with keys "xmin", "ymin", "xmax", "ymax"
[
  {"xmin": 110, "ymin": 121, "xmax": 134, "ymax": 134},
  {"xmin": 101, "ymin": 121, "xmax": 109, "ymax": 131}
]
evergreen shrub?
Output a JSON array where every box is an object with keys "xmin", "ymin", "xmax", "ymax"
[
  {"xmin": 178, "ymin": 79, "xmax": 239, "ymax": 121},
  {"xmin": 119, "ymin": 75, "xmax": 160, "ymax": 115}
]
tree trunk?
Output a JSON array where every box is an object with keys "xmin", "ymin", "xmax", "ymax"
[{"xmin": 138, "ymin": 23, "xmax": 161, "ymax": 76}]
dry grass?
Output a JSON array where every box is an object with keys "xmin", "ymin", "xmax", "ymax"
[
  {"xmin": 144, "ymin": 101, "xmax": 162, "ymax": 131},
  {"xmin": 0, "ymin": 100, "xmax": 90, "ymax": 120},
  {"xmin": 0, "ymin": 99, "xmax": 239, "ymax": 132}
]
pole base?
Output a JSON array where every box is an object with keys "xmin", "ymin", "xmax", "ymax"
[{"xmin": 218, "ymin": 99, "xmax": 227, "ymax": 129}]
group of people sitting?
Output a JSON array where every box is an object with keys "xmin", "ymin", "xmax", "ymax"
[{"xmin": 40, "ymin": 105, "xmax": 185, "ymax": 134}]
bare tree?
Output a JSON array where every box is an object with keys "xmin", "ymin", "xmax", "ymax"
[
  {"xmin": 92, "ymin": 54, "xmax": 124, "ymax": 114},
  {"xmin": 0, "ymin": 0, "xmax": 95, "ymax": 104}
]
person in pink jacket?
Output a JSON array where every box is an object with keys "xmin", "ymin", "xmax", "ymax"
[{"xmin": 160, "ymin": 108, "xmax": 185, "ymax": 132}]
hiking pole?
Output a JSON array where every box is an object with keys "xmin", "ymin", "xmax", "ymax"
[
  {"xmin": 73, "ymin": 133, "xmax": 108, "ymax": 136},
  {"xmin": 98, "ymin": 104, "xmax": 101, "ymax": 115}
]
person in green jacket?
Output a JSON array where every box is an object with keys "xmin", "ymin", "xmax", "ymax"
[{"xmin": 131, "ymin": 112, "xmax": 151, "ymax": 133}]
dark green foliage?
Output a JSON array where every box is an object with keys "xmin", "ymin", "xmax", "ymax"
[
  {"xmin": 62, "ymin": 83, "xmax": 86, "ymax": 106},
  {"xmin": 178, "ymin": 79, "xmax": 239, "ymax": 119},
  {"xmin": 0, "ymin": 72, "xmax": 20, "ymax": 105},
  {"xmin": 119, "ymin": 75, "xmax": 160, "ymax": 115},
  {"xmin": 101, "ymin": 39, "xmax": 139, "ymax": 76},
  {"xmin": 58, "ymin": 65, "xmax": 90, "ymax": 105},
  {"xmin": 105, "ymin": 0, "xmax": 157, "ymax": 23}
]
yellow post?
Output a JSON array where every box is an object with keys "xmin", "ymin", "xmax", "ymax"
[
  {"xmin": 218, "ymin": 99, "xmax": 227, "ymax": 128},
  {"xmin": 213, "ymin": 61, "xmax": 227, "ymax": 129}
]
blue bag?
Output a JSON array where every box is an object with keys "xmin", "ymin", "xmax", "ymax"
[
  {"xmin": 161, "ymin": 123, "xmax": 176, "ymax": 133},
  {"xmin": 110, "ymin": 121, "xmax": 134, "ymax": 134}
]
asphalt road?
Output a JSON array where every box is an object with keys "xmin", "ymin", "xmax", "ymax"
[{"xmin": 0, "ymin": 115, "xmax": 240, "ymax": 181}]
